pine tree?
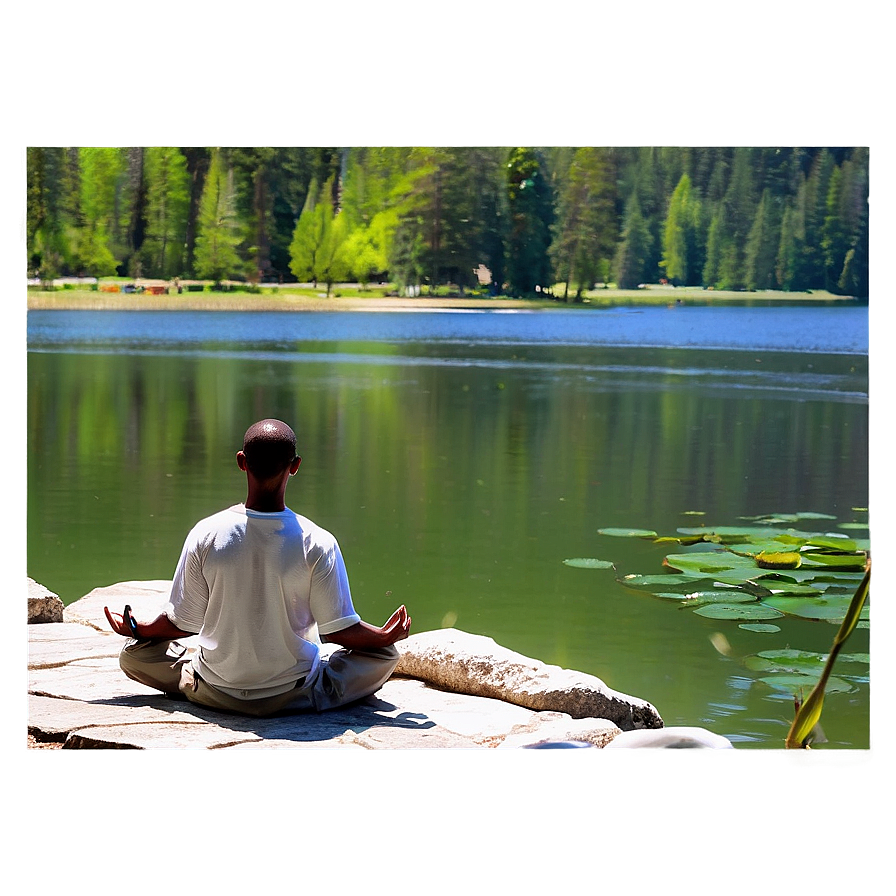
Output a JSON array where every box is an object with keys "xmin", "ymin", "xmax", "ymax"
[
  {"xmin": 288, "ymin": 175, "xmax": 350, "ymax": 294},
  {"xmin": 505, "ymin": 147, "xmax": 553, "ymax": 295},
  {"xmin": 139, "ymin": 147, "xmax": 190, "ymax": 278},
  {"xmin": 744, "ymin": 190, "xmax": 779, "ymax": 290},
  {"xmin": 549, "ymin": 147, "xmax": 616, "ymax": 301},
  {"xmin": 661, "ymin": 174, "xmax": 701, "ymax": 285},
  {"xmin": 775, "ymin": 200, "xmax": 800, "ymax": 290},
  {"xmin": 194, "ymin": 149, "xmax": 243, "ymax": 284},
  {"xmin": 796, "ymin": 149, "xmax": 835, "ymax": 289},
  {"xmin": 614, "ymin": 193, "xmax": 652, "ymax": 288}
]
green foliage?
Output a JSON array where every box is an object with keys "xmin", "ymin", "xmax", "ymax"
[
  {"xmin": 138, "ymin": 147, "xmax": 191, "ymax": 278},
  {"xmin": 25, "ymin": 146, "xmax": 870, "ymax": 297},
  {"xmin": 506, "ymin": 147, "xmax": 553, "ymax": 295},
  {"xmin": 614, "ymin": 193, "xmax": 653, "ymax": 289},
  {"xmin": 549, "ymin": 147, "xmax": 616, "ymax": 301},
  {"xmin": 194, "ymin": 149, "xmax": 243, "ymax": 284}
]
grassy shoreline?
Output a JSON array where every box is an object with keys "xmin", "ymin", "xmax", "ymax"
[{"xmin": 26, "ymin": 286, "xmax": 857, "ymax": 313}]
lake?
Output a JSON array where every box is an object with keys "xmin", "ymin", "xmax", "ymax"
[{"xmin": 26, "ymin": 303, "xmax": 870, "ymax": 748}]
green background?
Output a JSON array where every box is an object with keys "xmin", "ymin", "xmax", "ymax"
[{"xmin": 0, "ymin": 0, "xmax": 896, "ymax": 894}]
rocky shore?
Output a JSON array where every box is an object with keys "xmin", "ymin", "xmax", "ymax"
[{"xmin": 27, "ymin": 578, "xmax": 734, "ymax": 750}]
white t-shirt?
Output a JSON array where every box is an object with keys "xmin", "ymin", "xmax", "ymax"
[{"xmin": 164, "ymin": 504, "xmax": 360, "ymax": 698}]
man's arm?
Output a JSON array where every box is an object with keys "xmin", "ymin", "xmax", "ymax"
[
  {"xmin": 322, "ymin": 605, "xmax": 411, "ymax": 650},
  {"xmin": 104, "ymin": 606, "xmax": 194, "ymax": 640}
]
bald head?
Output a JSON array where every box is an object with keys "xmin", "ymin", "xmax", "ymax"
[{"xmin": 241, "ymin": 419, "xmax": 298, "ymax": 481}]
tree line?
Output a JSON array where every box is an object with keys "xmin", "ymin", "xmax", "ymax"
[{"xmin": 26, "ymin": 146, "xmax": 869, "ymax": 299}]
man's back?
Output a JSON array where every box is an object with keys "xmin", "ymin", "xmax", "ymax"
[{"xmin": 164, "ymin": 503, "xmax": 360, "ymax": 697}]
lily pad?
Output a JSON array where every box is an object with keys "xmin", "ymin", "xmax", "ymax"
[
  {"xmin": 676, "ymin": 526, "xmax": 784, "ymax": 544},
  {"xmin": 744, "ymin": 649, "xmax": 828, "ymax": 673},
  {"xmin": 799, "ymin": 552, "xmax": 867, "ymax": 570},
  {"xmin": 692, "ymin": 603, "xmax": 784, "ymax": 621},
  {"xmin": 761, "ymin": 593, "xmax": 871, "ymax": 623},
  {"xmin": 682, "ymin": 590, "xmax": 759, "ymax": 606},
  {"xmin": 654, "ymin": 535, "xmax": 707, "ymax": 545},
  {"xmin": 619, "ymin": 574, "xmax": 712, "ymax": 594},
  {"xmin": 598, "ymin": 527, "xmax": 657, "ymax": 538},
  {"xmin": 563, "ymin": 558, "xmax": 615, "ymax": 569},
  {"xmin": 761, "ymin": 583, "xmax": 823, "ymax": 596},
  {"xmin": 757, "ymin": 673, "xmax": 853, "ymax": 695},
  {"xmin": 755, "ymin": 551, "xmax": 803, "ymax": 569},
  {"xmin": 805, "ymin": 535, "xmax": 858, "ymax": 552},
  {"xmin": 663, "ymin": 551, "xmax": 753, "ymax": 575},
  {"xmin": 738, "ymin": 623, "xmax": 781, "ymax": 633}
]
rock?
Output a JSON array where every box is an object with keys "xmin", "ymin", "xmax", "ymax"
[
  {"xmin": 27, "ymin": 578, "xmax": 64, "ymax": 623},
  {"xmin": 28, "ymin": 621, "xmax": 122, "ymax": 671},
  {"xmin": 603, "ymin": 727, "xmax": 734, "ymax": 749},
  {"xmin": 497, "ymin": 712, "xmax": 621, "ymax": 749},
  {"xmin": 29, "ymin": 580, "xmax": 687, "ymax": 749},
  {"xmin": 395, "ymin": 629, "xmax": 663, "ymax": 730}
]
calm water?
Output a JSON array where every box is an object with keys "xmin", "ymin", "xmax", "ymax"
[{"xmin": 27, "ymin": 305, "xmax": 870, "ymax": 748}]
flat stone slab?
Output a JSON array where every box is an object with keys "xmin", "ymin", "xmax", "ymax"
[
  {"xmin": 27, "ymin": 579, "xmax": 732, "ymax": 749},
  {"xmin": 29, "ymin": 622, "xmax": 123, "ymax": 668}
]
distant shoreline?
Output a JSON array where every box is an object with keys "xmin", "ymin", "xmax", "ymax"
[{"xmin": 26, "ymin": 286, "xmax": 858, "ymax": 313}]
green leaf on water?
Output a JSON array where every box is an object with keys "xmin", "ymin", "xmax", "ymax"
[
  {"xmin": 755, "ymin": 551, "xmax": 803, "ymax": 569},
  {"xmin": 738, "ymin": 623, "xmax": 781, "ymax": 633},
  {"xmin": 682, "ymin": 590, "xmax": 759, "ymax": 606},
  {"xmin": 692, "ymin": 603, "xmax": 784, "ymax": 621},
  {"xmin": 759, "ymin": 673, "xmax": 853, "ymax": 695},
  {"xmin": 663, "ymin": 551, "xmax": 750, "ymax": 574},
  {"xmin": 620, "ymin": 573, "xmax": 704, "ymax": 590},
  {"xmin": 761, "ymin": 583, "xmax": 823, "ymax": 596},
  {"xmin": 799, "ymin": 552, "xmax": 867, "ymax": 570},
  {"xmin": 677, "ymin": 526, "xmax": 784, "ymax": 543},
  {"xmin": 805, "ymin": 535, "xmax": 858, "ymax": 552},
  {"xmin": 598, "ymin": 527, "xmax": 658, "ymax": 538},
  {"xmin": 761, "ymin": 593, "xmax": 871, "ymax": 623},
  {"xmin": 744, "ymin": 649, "xmax": 828, "ymax": 673},
  {"xmin": 563, "ymin": 558, "xmax": 615, "ymax": 569},
  {"xmin": 654, "ymin": 535, "xmax": 707, "ymax": 545}
]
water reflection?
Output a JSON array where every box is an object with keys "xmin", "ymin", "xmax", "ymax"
[{"xmin": 27, "ymin": 309, "xmax": 869, "ymax": 748}]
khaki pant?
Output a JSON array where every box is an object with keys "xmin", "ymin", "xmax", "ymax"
[{"xmin": 119, "ymin": 638, "xmax": 400, "ymax": 718}]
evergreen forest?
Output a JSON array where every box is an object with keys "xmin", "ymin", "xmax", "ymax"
[{"xmin": 26, "ymin": 146, "xmax": 870, "ymax": 299}]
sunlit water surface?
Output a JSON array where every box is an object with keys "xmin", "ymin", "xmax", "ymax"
[{"xmin": 27, "ymin": 305, "xmax": 869, "ymax": 748}]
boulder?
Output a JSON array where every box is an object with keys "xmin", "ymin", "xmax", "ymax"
[
  {"xmin": 604, "ymin": 727, "xmax": 734, "ymax": 749},
  {"xmin": 27, "ymin": 578, "xmax": 64, "ymax": 624},
  {"xmin": 395, "ymin": 628, "xmax": 663, "ymax": 731}
]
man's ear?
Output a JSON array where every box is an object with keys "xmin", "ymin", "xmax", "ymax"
[
  {"xmin": 236, "ymin": 450, "xmax": 248, "ymax": 472},
  {"xmin": 289, "ymin": 456, "xmax": 302, "ymax": 475}
]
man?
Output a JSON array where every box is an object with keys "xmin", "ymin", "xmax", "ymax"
[{"xmin": 105, "ymin": 418, "xmax": 411, "ymax": 717}]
